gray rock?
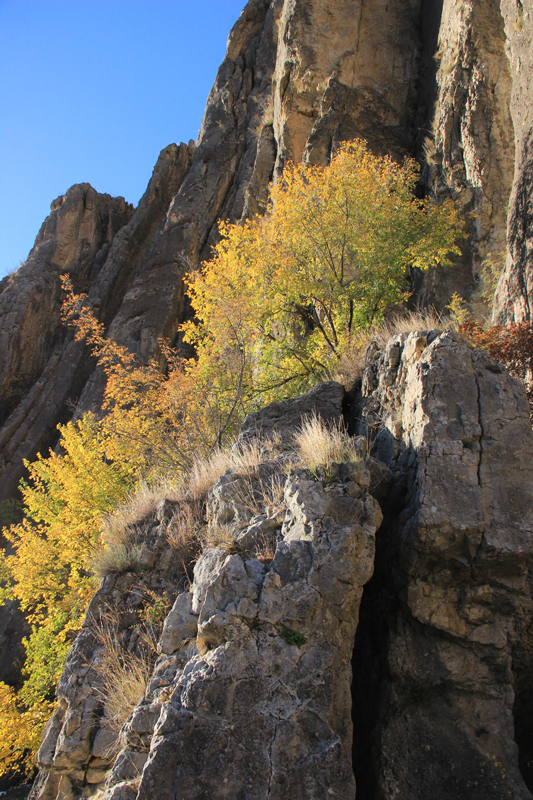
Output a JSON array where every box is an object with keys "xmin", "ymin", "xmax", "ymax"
[
  {"xmin": 158, "ymin": 592, "xmax": 198, "ymax": 655},
  {"xmin": 239, "ymin": 381, "xmax": 345, "ymax": 444},
  {"xmin": 355, "ymin": 330, "xmax": 533, "ymax": 800}
]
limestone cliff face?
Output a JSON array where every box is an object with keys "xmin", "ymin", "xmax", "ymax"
[
  {"xmin": 493, "ymin": 3, "xmax": 533, "ymax": 322},
  {"xmin": 421, "ymin": 0, "xmax": 515, "ymax": 308},
  {"xmin": 29, "ymin": 340, "xmax": 533, "ymax": 800}
]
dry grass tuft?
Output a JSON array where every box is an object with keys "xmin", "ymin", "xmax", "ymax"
[
  {"xmin": 294, "ymin": 414, "xmax": 362, "ymax": 472},
  {"xmin": 103, "ymin": 478, "xmax": 183, "ymax": 547},
  {"xmin": 166, "ymin": 502, "xmax": 203, "ymax": 569},
  {"xmin": 202, "ymin": 523, "xmax": 242, "ymax": 552},
  {"xmin": 186, "ymin": 439, "xmax": 270, "ymax": 501},
  {"xmin": 92, "ymin": 541, "xmax": 145, "ymax": 579},
  {"xmin": 332, "ymin": 309, "xmax": 446, "ymax": 387},
  {"xmin": 93, "ymin": 615, "xmax": 155, "ymax": 741}
]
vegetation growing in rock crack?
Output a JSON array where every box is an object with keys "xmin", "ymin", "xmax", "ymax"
[{"xmin": 0, "ymin": 139, "xmax": 465, "ymax": 777}]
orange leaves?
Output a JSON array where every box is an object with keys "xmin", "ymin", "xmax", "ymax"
[{"xmin": 459, "ymin": 320, "xmax": 533, "ymax": 420}]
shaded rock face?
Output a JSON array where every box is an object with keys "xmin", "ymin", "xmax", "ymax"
[
  {"xmin": 30, "ymin": 347, "xmax": 533, "ymax": 799},
  {"xmin": 351, "ymin": 330, "xmax": 533, "ymax": 799},
  {"xmin": 0, "ymin": 143, "xmax": 193, "ymax": 501}
]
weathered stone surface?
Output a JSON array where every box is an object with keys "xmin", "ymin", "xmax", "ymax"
[
  {"xmin": 352, "ymin": 330, "xmax": 533, "ymax": 799},
  {"xmin": 493, "ymin": 3, "xmax": 533, "ymax": 323},
  {"xmin": 0, "ymin": 185, "xmax": 132, "ymax": 497},
  {"xmin": 98, "ymin": 461, "xmax": 380, "ymax": 800},
  {"xmin": 33, "ymin": 518, "xmax": 186, "ymax": 794},
  {"xmin": 421, "ymin": 0, "xmax": 514, "ymax": 311}
]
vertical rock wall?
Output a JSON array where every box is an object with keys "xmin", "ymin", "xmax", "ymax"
[
  {"xmin": 29, "ymin": 339, "xmax": 533, "ymax": 799},
  {"xmin": 353, "ymin": 330, "xmax": 533, "ymax": 799},
  {"xmin": 493, "ymin": 2, "xmax": 533, "ymax": 323}
]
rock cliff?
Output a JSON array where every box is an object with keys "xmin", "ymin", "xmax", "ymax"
[
  {"xmin": 3, "ymin": 0, "xmax": 533, "ymax": 795},
  {"xmin": 4, "ymin": 0, "xmax": 533, "ymax": 506},
  {"xmin": 29, "ymin": 334, "xmax": 533, "ymax": 799}
]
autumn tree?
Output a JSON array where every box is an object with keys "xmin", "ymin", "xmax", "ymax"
[
  {"xmin": 0, "ymin": 140, "xmax": 465, "ymax": 776},
  {"xmin": 184, "ymin": 140, "xmax": 464, "ymax": 401}
]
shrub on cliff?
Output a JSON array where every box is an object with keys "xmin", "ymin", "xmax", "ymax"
[
  {"xmin": 184, "ymin": 140, "xmax": 464, "ymax": 402},
  {"xmin": 459, "ymin": 319, "xmax": 533, "ymax": 420}
]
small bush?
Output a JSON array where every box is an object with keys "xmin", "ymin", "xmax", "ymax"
[
  {"xmin": 281, "ymin": 626, "xmax": 306, "ymax": 647},
  {"xmin": 459, "ymin": 320, "xmax": 533, "ymax": 421},
  {"xmin": 331, "ymin": 308, "xmax": 444, "ymax": 387}
]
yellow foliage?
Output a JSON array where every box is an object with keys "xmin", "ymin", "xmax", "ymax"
[
  {"xmin": 0, "ymin": 140, "xmax": 465, "ymax": 779},
  {"xmin": 0, "ymin": 682, "xmax": 53, "ymax": 777},
  {"xmin": 3, "ymin": 414, "xmax": 136, "ymax": 623},
  {"xmin": 185, "ymin": 140, "xmax": 464, "ymax": 401}
]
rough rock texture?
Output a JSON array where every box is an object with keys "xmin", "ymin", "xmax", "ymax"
[
  {"xmin": 352, "ymin": 330, "xmax": 533, "ymax": 799},
  {"xmin": 31, "ymin": 507, "xmax": 186, "ymax": 800},
  {"xmin": 493, "ymin": 3, "xmax": 533, "ymax": 322},
  {"xmin": 420, "ymin": 0, "xmax": 515, "ymax": 310},
  {"xmin": 32, "ymin": 387, "xmax": 382, "ymax": 799},
  {"xmin": 30, "ymin": 345, "xmax": 533, "ymax": 799}
]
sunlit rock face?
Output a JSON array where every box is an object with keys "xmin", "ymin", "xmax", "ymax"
[{"xmin": 493, "ymin": 1, "xmax": 533, "ymax": 323}]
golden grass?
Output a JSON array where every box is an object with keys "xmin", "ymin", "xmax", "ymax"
[
  {"xmin": 294, "ymin": 414, "xmax": 362, "ymax": 472},
  {"xmin": 102, "ymin": 478, "xmax": 183, "ymax": 547},
  {"xmin": 185, "ymin": 439, "xmax": 270, "ymax": 501}
]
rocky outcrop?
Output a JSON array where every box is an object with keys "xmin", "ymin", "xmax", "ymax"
[
  {"xmin": 352, "ymin": 330, "xmax": 533, "ymax": 799},
  {"xmin": 4, "ymin": 0, "xmax": 532, "ymax": 502},
  {"xmin": 31, "ymin": 383, "xmax": 383, "ymax": 800},
  {"xmin": 30, "ymin": 337, "xmax": 533, "ymax": 799}
]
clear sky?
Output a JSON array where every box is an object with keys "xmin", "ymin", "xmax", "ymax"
[{"xmin": 0, "ymin": 0, "xmax": 246, "ymax": 279}]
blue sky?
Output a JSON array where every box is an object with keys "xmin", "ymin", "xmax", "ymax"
[{"xmin": 0, "ymin": 0, "xmax": 246, "ymax": 278}]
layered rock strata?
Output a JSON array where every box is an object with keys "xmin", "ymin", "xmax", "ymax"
[
  {"xmin": 493, "ymin": 2, "xmax": 533, "ymax": 323},
  {"xmin": 0, "ymin": 143, "xmax": 193, "ymax": 501}
]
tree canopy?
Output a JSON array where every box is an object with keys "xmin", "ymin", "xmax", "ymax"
[{"xmin": 184, "ymin": 140, "xmax": 464, "ymax": 401}]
